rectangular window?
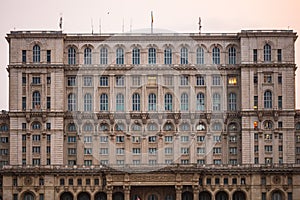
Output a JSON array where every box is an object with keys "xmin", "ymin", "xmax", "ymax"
[
  {"xmin": 13, "ymin": 194, "xmax": 18, "ymax": 200},
  {"xmin": 94, "ymin": 178, "xmax": 99, "ymax": 185},
  {"xmin": 278, "ymin": 121, "xmax": 283, "ymax": 128},
  {"xmin": 164, "ymin": 136, "xmax": 173, "ymax": 142},
  {"xmin": 47, "ymin": 76, "xmax": 51, "ymax": 84},
  {"xmin": 69, "ymin": 178, "xmax": 73, "ymax": 185},
  {"xmin": 262, "ymin": 193, "xmax": 266, "ymax": 200},
  {"xmin": 67, "ymin": 76, "xmax": 77, "ymax": 86},
  {"xmin": 117, "ymin": 160, "xmax": 124, "ymax": 165},
  {"xmin": 116, "ymin": 136, "xmax": 124, "ymax": 143},
  {"xmin": 229, "ymin": 147, "xmax": 237, "ymax": 155},
  {"xmin": 213, "ymin": 147, "xmax": 222, "ymax": 154},
  {"xmin": 84, "ymin": 136, "xmax": 92, "ymax": 143},
  {"xmin": 116, "ymin": 76, "xmax": 125, "ymax": 86},
  {"xmin": 197, "ymin": 159, "xmax": 205, "ymax": 165},
  {"xmin": 224, "ymin": 178, "xmax": 228, "ymax": 185},
  {"xmin": 264, "ymin": 74, "xmax": 272, "ymax": 83},
  {"xmin": 181, "ymin": 148, "xmax": 189, "ymax": 154},
  {"xmin": 229, "ymin": 135, "xmax": 237, "ymax": 142},
  {"xmin": 47, "ymin": 135, "xmax": 51, "ymax": 141},
  {"xmin": 254, "ymin": 96, "xmax": 258, "ymax": 109},
  {"xmin": 99, "ymin": 148, "xmax": 108, "ymax": 155},
  {"xmin": 253, "ymin": 49, "xmax": 257, "ymax": 62},
  {"xmin": 264, "ymin": 145, "xmax": 273, "ymax": 153},
  {"xmin": 254, "ymin": 145, "xmax": 259, "ymax": 152},
  {"xmin": 147, "ymin": 76, "xmax": 157, "ymax": 85},
  {"xmin": 46, "ymin": 97, "xmax": 51, "ymax": 110},
  {"xmin": 133, "ymin": 148, "xmax": 141, "ymax": 154},
  {"xmin": 22, "ymin": 50, "xmax": 27, "ymax": 63},
  {"xmin": 22, "ymin": 135, "xmax": 26, "ymax": 141},
  {"xmin": 32, "ymin": 77, "xmax": 41, "ymax": 84},
  {"xmin": 67, "ymin": 136, "xmax": 76, "ymax": 143},
  {"xmin": 212, "ymin": 75, "xmax": 221, "ymax": 85},
  {"xmin": 116, "ymin": 148, "xmax": 125, "ymax": 155},
  {"xmin": 84, "ymin": 160, "xmax": 92, "ymax": 166},
  {"xmin": 228, "ymin": 76, "xmax": 237, "ymax": 85},
  {"xmin": 47, "ymin": 50, "xmax": 51, "ymax": 63},
  {"xmin": 180, "ymin": 75, "xmax": 189, "ymax": 86},
  {"xmin": 132, "ymin": 136, "xmax": 141, "ymax": 143},
  {"xmin": 99, "ymin": 76, "xmax": 109, "ymax": 86},
  {"xmin": 206, "ymin": 178, "xmax": 211, "ymax": 185},
  {"xmin": 278, "ymin": 96, "xmax": 282, "ymax": 109},
  {"xmin": 132, "ymin": 76, "xmax": 141, "ymax": 86},
  {"xmin": 278, "ymin": 74, "xmax": 282, "ymax": 84},
  {"xmin": 197, "ymin": 147, "xmax": 205, "ymax": 154},
  {"xmin": 32, "ymin": 135, "xmax": 41, "ymax": 141},
  {"xmin": 83, "ymin": 76, "xmax": 93, "ymax": 86},
  {"xmin": 164, "ymin": 76, "xmax": 173, "ymax": 86},
  {"xmin": 100, "ymin": 136, "xmax": 108, "ymax": 143},
  {"xmin": 148, "ymin": 136, "xmax": 156, "ymax": 142},
  {"xmin": 22, "ymin": 75, "xmax": 26, "ymax": 85},
  {"xmin": 22, "ymin": 97, "xmax": 26, "ymax": 110},
  {"xmin": 277, "ymin": 49, "xmax": 282, "ymax": 62},
  {"xmin": 68, "ymin": 160, "xmax": 76, "ymax": 165},
  {"xmin": 213, "ymin": 136, "xmax": 221, "ymax": 142},
  {"xmin": 196, "ymin": 75, "xmax": 205, "ymax": 86},
  {"xmin": 164, "ymin": 147, "xmax": 173, "ymax": 155},
  {"xmin": 180, "ymin": 136, "xmax": 189, "ymax": 142},
  {"xmin": 46, "ymin": 146, "xmax": 51, "ymax": 153},
  {"xmin": 253, "ymin": 74, "xmax": 258, "ymax": 84},
  {"xmin": 149, "ymin": 148, "xmax": 157, "ymax": 155},
  {"xmin": 254, "ymin": 157, "xmax": 259, "ymax": 164},
  {"xmin": 86, "ymin": 178, "xmax": 90, "ymax": 185},
  {"xmin": 84, "ymin": 148, "xmax": 92, "ymax": 155},
  {"xmin": 68, "ymin": 148, "xmax": 77, "ymax": 155},
  {"xmin": 197, "ymin": 136, "xmax": 205, "ymax": 142},
  {"xmin": 288, "ymin": 192, "xmax": 292, "ymax": 200},
  {"xmin": 32, "ymin": 159, "xmax": 41, "ymax": 165}
]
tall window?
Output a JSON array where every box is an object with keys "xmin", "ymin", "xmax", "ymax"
[
  {"xmin": 132, "ymin": 48, "xmax": 140, "ymax": 64},
  {"xmin": 33, "ymin": 45, "xmax": 40, "ymax": 63},
  {"xmin": 84, "ymin": 47, "xmax": 92, "ymax": 64},
  {"xmin": 196, "ymin": 93, "xmax": 205, "ymax": 111},
  {"xmin": 68, "ymin": 47, "xmax": 76, "ymax": 65},
  {"xmin": 100, "ymin": 47, "xmax": 108, "ymax": 64},
  {"xmin": 148, "ymin": 48, "xmax": 156, "ymax": 64},
  {"xmin": 264, "ymin": 44, "xmax": 271, "ymax": 62},
  {"xmin": 84, "ymin": 93, "xmax": 92, "ymax": 112},
  {"xmin": 165, "ymin": 93, "xmax": 173, "ymax": 111},
  {"xmin": 212, "ymin": 47, "xmax": 220, "ymax": 64},
  {"xmin": 228, "ymin": 47, "xmax": 236, "ymax": 64},
  {"xmin": 213, "ymin": 93, "xmax": 221, "ymax": 111},
  {"xmin": 132, "ymin": 93, "xmax": 140, "ymax": 111},
  {"xmin": 180, "ymin": 47, "xmax": 188, "ymax": 64},
  {"xmin": 164, "ymin": 48, "xmax": 172, "ymax": 64},
  {"xmin": 277, "ymin": 49, "xmax": 282, "ymax": 62},
  {"xmin": 196, "ymin": 75, "xmax": 205, "ymax": 85},
  {"xmin": 264, "ymin": 90, "xmax": 272, "ymax": 109},
  {"xmin": 228, "ymin": 93, "xmax": 237, "ymax": 111},
  {"xmin": 196, "ymin": 47, "xmax": 204, "ymax": 64},
  {"xmin": 253, "ymin": 49, "xmax": 258, "ymax": 62},
  {"xmin": 116, "ymin": 93, "xmax": 124, "ymax": 111},
  {"xmin": 22, "ymin": 50, "xmax": 27, "ymax": 63},
  {"xmin": 180, "ymin": 93, "xmax": 189, "ymax": 111},
  {"xmin": 100, "ymin": 93, "xmax": 109, "ymax": 111},
  {"xmin": 116, "ymin": 48, "xmax": 124, "ymax": 64},
  {"xmin": 148, "ymin": 93, "xmax": 157, "ymax": 111},
  {"xmin": 47, "ymin": 50, "xmax": 51, "ymax": 63},
  {"xmin": 32, "ymin": 91, "xmax": 41, "ymax": 109}
]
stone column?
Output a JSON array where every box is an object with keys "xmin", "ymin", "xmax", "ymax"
[
  {"xmin": 107, "ymin": 187, "xmax": 113, "ymax": 200},
  {"xmin": 124, "ymin": 186, "xmax": 131, "ymax": 200},
  {"xmin": 193, "ymin": 186, "xmax": 199, "ymax": 200},
  {"xmin": 175, "ymin": 185, "xmax": 182, "ymax": 200}
]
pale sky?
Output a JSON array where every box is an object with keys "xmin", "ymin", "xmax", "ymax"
[{"xmin": 0, "ymin": 0, "xmax": 299, "ymax": 110}]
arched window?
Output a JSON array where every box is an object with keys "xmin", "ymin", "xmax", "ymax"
[
  {"xmin": 100, "ymin": 47, "xmax": 108, "ymax": 65},
  {"xmin": 68, "ymin": 123, "xmax": 76, "ymax": 132},
  {"xmin": 212, "ymin": 47, "xmax": 220, "ymax": 64},
  {"xmin": 99, "ymin": 123, "xmax": 109, "ymax": 131},
  {"xmin": 272, "ymin": 191, "xmax": 282, "ymax": 200},
  {"xmin": 77, "ymin": 192, "xmax": 90, "ymax": 200},
  {"xmin": 228, "ymin": 123, "xmax": 238, "ymax": 131},
  {"xmin": 32, "ymin": 122, "xmax": 41, "ymax": 130},
  {"xmin": 196, "ymin": 93, "xmax": 205, "ymax": 111},
  {"xmin": 180, "ymin": 123, "xmax": 190, "ymax": 131},
  {"xmin": 233, "ymin": 191, "xmax": 245, "ymax": 200},
  {"xmin": 148, "ymin": 194, "xmax": 158, "ymax": 200},
  {"xmin": 33, "ymin": 45, "xmax": 40, "ymax": 63},
  {"xmin": 180, "ymin": 93, "xmax": 189, "ymax": 111},
  {"xmin": 180, "ymin": 47, "xmax": 188, "ymax": 64},
  {"xmin": 264, "ymin": 44, "xmax": 271, "ymax": 62},
  {"xmin": 164, "ymin": 122, "xmax": 174, "ymax": 131},
  {"xmin": 68, "ymin": 93, "xmax": 77, "ymax": 111},
  {"xmin": 132, "ymin": 93, "xmax": 140, "ymax": 111},
  {"xmin": 68, "ymin": 47, "xmax": 76, "ymax": 65},
  {"xmin": 32, "ymin": 91, "xmax": 41, "ymax": 109},
  {"xmin": 213, "ymin": 93, "xmax": 221, "ymax": 111},
  {"xmin": 165, "ymin": 195, "xmax": 175, "ymax": 200},
  {"xmin": 84, "ymin": 47, "xmax": 92, "ymax": 64},
  {"xmin": 196, "ymin": 123, "xmax": 206, "ymax": 131},
  {"xmin": 182, "ymin": 192, "xmax": 193, "ymax": 200},
  {"xmin": 116, "ymin": 48, "xmax": 124, "ymax": 64},
  {"xmin": 113, "ymin": 192, "xmax": 124, "ymax": 200},
  {"xmin": 23, "ymin": 192, "xmax": 34, "ymax": 200},
  {"xmin": 132, "ymin": 123, "xmax": 142, "ymax": 131},
  {"xmin": 115, "ymin": 123, "xmax": 125, "ymax": 131},
  {"xmin": 95, "ymin": 192, "xmax": 107, "ymax": 200},
  {"xmin": 116, "ymin": 93, "xmax": 124, "ymax": 111},
  {"xmin": 196, "ymin": 47, "xmax": 204, "ymax": 64},
  {"xmin": 100, "ymin": 93, "xmax": 109, "ymax": 111},
  {"xmin": 83, "ymin": 123, "xmax": 93, "ymax": 132},
  {"xmin": 228, "ymin": 93, "xmax": 237, "ymax": 111},
  {"xmin": 264, "ymin": 120, "xmax": 273, "ymax": 129},
  {"xmin": 228, "ymin": 47, "xmax": 236, "ymax": 64},
  {"xmin": 148, "ymin": 48, "xmax": 156, "ymax": 64},
  {"xmin": 215, "ymin": 191, "xmax": 228, "ymax": 200},
  {"xmin": 212, "ymin": 122, "xmax": 222, "ymax": 131},
  {"xmin": 132, "ymin": 48, "xmax": 140, "ymax": 65},
  {"xmin": 84, "ymin": 93, "xmax": 92, "ymax": 112},
  {"xmin": 264, "ymin": 90, "xmax": 272, "ymax": 109},
  {"xmin": 164, "ymin": 48, "xmax": 172, "ymax": 64},
  {"xmin": 199, "ymin": 191, "xmax": 211, "ymax": 200},
  {"xmin": 148, "ymin": 123, "xmax": 158, "ymax": 131},
  {"xmin": 60, "ymin": 192, "xmax": 74, "ymax": 200},
  {"xmin": 148, "ymin": 93, "xmax": 157, "ymax": 111},
  {"xmin": 164, "ymin": 93, "xmax": 173, "ymax": 111}
]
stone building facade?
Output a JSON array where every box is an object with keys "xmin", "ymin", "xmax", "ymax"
[{"xmin": 0, "ymin": 30, "xmax": 300, "ymax": 200}]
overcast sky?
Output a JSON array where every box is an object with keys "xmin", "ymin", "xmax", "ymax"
[{"xmin": 0, "ymin": 0, "xmax": 299, "ymax": 110}]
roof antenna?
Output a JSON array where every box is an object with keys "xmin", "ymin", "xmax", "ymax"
[
  {"xmin": 91, "ymin": 18, "xmax": 94, "ymax": 34},
  {"xmin": 198, "ymin": 17, "xmax": 202, "ymax": 34}
]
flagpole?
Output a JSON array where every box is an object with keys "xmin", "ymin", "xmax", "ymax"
[{"xmin": 151, "ymin": 11, "xmax": 153, "ymax": 34}]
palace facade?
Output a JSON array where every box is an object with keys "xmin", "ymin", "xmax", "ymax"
[{"xmin": 0, "ymin": 30, "xmax": 300, "ymax": 200}]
